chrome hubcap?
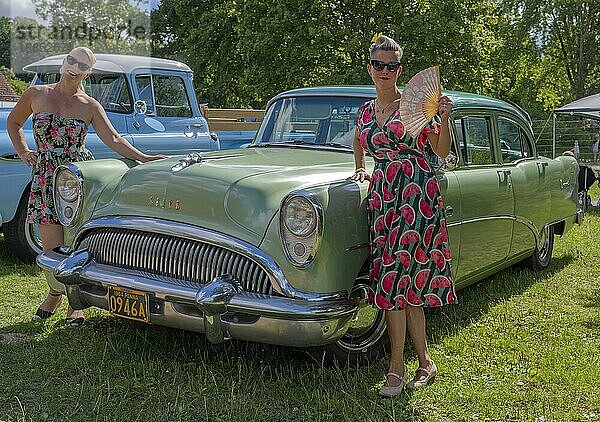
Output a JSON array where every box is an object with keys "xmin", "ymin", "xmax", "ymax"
[
  {"xmin": 336, "ymin": 283, "xmax": 387, "ymax": 352},
  {"xmin": 537, "ymin": 226, "xmax": 551, "ymax": 262},
  {"xmin": 24, "ymin": 221, "xmax": 43, "ymax": 254}
]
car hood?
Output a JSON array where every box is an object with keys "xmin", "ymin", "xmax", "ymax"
[{"xmin": 98, "ymin": 147, "xmax": 356, "ymax": 246}]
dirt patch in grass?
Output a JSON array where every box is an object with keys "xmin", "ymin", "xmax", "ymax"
[{"xmin": 0, "ymin": 332, "xmax": 33, "ymax": 345}]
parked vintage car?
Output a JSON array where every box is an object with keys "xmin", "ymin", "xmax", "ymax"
[
  {"xmin": 38, "ymin": 86, "xmax": 582, "ymax": 363},
  {"xmin": 0, "ymin": 54, "xmax": 256, "ymax": 261}
]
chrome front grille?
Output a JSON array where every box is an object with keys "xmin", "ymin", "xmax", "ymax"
[{"xmin": 77, "ymin": 228, "xmax": 273, "ymax": 295}]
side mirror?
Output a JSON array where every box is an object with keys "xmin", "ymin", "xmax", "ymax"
[
  {"xmin": 134, "ymin": 100, "xmax": 147, "ymax": 115},
  {"xmin": 440, "ymin": 153, "xmax": 458, "ymax": 171},
  {"xmin": 200, "ymin": 103, "xmax": 209, "ymax": 117}
]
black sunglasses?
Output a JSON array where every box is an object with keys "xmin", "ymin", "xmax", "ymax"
[
  {"xmin": 370, "ymin": 59, "xmax": 401, "ymax": 72},
  {"xmin": 66, "ymin": 54, "xmax": 91, "ymax": 72}
]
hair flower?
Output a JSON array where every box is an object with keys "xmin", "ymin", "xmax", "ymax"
[{"xmin": 371, "ymin": 33, "xmax": 382, "ymax": 44}]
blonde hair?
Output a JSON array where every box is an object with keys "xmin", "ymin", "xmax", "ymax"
[
  {"xmin": 68, "ymin": 46, "xmax": 96, "ymax": 93},
  {"xmin": 369, "ymin": 35, "xmax": 403, "ymax": 60}
]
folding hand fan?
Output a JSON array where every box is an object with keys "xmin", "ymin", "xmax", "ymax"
[{"xmin": 399, "ymin": 66, "xmax": 441, "ymax": 138}]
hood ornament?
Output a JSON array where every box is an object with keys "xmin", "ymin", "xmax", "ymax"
[{"xmin": 171, "ymin": 152, "xmax": 203, "ymax": 172}]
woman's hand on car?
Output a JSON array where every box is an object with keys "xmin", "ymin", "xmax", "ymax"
[
  {"xmin": 141, "ymin": 154, "xmax": 169, "ymax": 162},
  {"xmin": 348, "ymin": 168, "xmax": 371, "ymax": 183}
]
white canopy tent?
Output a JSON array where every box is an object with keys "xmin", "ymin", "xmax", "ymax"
[{"xmin": 553, "ymin": 93, "xmax": 600, "ymax": 157}]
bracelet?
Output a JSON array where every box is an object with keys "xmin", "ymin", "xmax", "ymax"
[{"xmin": 355, "ymin": 167, "xmax": 366, "ymax": 173}]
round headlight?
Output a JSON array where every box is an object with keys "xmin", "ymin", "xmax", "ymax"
[
  {"xmin": 56, "ymin": 169, "xmax": 80, "ymax": 202},
  {"xmin": 283, "ymin": 196, "xmax": 317, "ymax": 237}
]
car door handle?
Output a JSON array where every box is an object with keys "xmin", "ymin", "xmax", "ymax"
[
  {"xmin": 496, "ymin": 169, "xmax": 511, "ymax": 182},
  {"xmin": 496, "ymin": 169, "xmax": 512, "ymax": 189},
  {"xmin": 185, "ymin": 123, "xmax": 205, "ymax": 138}
]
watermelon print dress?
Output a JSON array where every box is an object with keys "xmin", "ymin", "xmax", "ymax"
[
  {"xmin": 27, "ymin": 111, "xmax": 93, "ymax": 225},
  {"xmin": 357, "ymin": 100, "xmax": 458, "ymax": 310}
]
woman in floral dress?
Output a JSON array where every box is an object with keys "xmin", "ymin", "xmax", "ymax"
[
  {"xmin": 350, "ymin": 35, "xmax": 457, "ymax": 397},
  {"xmin": 7, "ymin": 46, "xmax": 165, "ymax": 325}
]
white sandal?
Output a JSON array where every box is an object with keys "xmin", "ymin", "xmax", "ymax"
[
  {"xmin": 378, "ymin": 372, "xmax": 408, "ymax": 397},
  {"xmin": 406, "ymin": 361, "xmax": 437, "ymax": 390}
]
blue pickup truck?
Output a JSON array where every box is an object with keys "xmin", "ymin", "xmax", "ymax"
[{"xmin": 0, "ymin": 54, "xmax": 257, "ymax": 261}]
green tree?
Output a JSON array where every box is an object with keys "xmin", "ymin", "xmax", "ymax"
[
  {"xmin": 0, "ymin": 17, "xmax": 10, "ymax": 69},
  {"xmin": 503, "ymin": 0, "xmax": 600, "ymax": 103},
  {"xmin": 30, "ymin": 0, "xmax": 151, "ymax": 55},
  {"xmin": 152, "ymin": 0, "xmax": 507, "ymax": 108},
  {"xmin": 0, "ymin": 66, "xmax": 29, "ymax": 95}
]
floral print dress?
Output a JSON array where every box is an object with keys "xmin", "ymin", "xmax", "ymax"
[
  {"xmin": 357, "ymin": 100, "xmax": 458, "ymax": 310},
  {"xmin": 27, "ymin": 112, "xmax": 93, "ymax": 225}
]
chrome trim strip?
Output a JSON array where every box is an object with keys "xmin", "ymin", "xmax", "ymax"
[
  {"xmin": 447, "ymin": 214, "xmax": 540, "ymax": 245},
  {"xmin": 73, "ymin": 216, "xmax": 346, "ymax": 301},
  {"xmin": 345, "ymin": 242, "xmax": 369, "ymax": 252},
  {"xmin": 345, "ymin": 214, "xmax": 545, "ymax": 252},
  {"xmin": 546, "ymin": 212, "xmax": 579, "ymax": 228}
]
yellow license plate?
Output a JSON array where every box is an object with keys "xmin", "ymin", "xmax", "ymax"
[{"xmin": 108, "ymin": 286, "xmax": 149, "ymax": 323}]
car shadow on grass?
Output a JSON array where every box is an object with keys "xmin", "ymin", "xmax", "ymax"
[{"xmin": 0, "ymin": 235, "xmax": 42, "ymax": 276}]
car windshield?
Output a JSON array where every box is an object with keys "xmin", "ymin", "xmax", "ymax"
[
  {"xmin": 254, "ymin": 96, "xmax": 368, "ymax": 148},
  {"xmin": 36, "ymin": 72, "xmax": 132, "ymax": 114}
]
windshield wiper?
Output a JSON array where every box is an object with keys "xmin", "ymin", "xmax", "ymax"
[
  {"xmin": 323, "ymin": 142, "xmax": 352, "ymax": 150},
  {"xmin": 254, "ymin": 140, "xmax": 314, "ymax": 147}
]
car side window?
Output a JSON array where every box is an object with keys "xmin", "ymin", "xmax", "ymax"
[
  {"xmin": 498, "ymin": 117, "xmax": 531, "ymax": 163},
  {"xmin": 95, "ymin": 74, "xmax": 132, "ymax": 114},
  {"xmin": 454, "ymin": 116, "xmax": 495, "ymax": 165},
  {"xmin": 135, "ymin": 75, "xmax": 156, "ymax": 115},
  {"xmin": 134, "ymin": 74, "xmax": 192, "ymax": 118},
  {"xmin": 154, "ymin": 75, "xmax": 192, "ymax": 117}
]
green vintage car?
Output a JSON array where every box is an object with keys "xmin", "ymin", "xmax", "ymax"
[{"xmin": 38, "ymin": 86, "xmax": 582, "ymax": 363}]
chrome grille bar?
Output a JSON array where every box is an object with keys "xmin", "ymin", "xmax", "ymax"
[{"xmin": 78, "ymin": 228, "xmax": 273, "ymax": 295}]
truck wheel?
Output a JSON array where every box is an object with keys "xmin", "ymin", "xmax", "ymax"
[
  {"xmin": 3, "ymin": 191, "xmax": 42, "ymax": 262},
  {"xmin": 308, "ymin": 278, "xmax": 389, "ymax": 366},
  {"xmin": 528, "ymin": 225, "xmax": 554, "ymax": 270}
]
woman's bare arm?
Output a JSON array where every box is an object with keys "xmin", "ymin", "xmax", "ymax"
[
  {"xmin": 427, "ymin": 95, "xmax": 453, "ymax": 159},
  {"xmin": 90, "ymin": 101, "xmax": 165, "ymax": 162},
  {"xmin": 7, "ymin": 87, "xmax": 39, "ymax": 165},
  {"xmin": 350, "ymin": 127, "xmax": 370, "ymax": 182}
]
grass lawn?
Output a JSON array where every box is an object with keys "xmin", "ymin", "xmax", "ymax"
[{"xmin": 1, "ymin": 210, "xmax": 599, "ymax": 421}]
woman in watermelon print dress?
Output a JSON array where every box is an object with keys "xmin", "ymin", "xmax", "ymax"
[{"xmin": 350, "ymin": 35, "xmax": 457, "ymax": 397}]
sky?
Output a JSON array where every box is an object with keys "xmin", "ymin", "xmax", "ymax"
[
  {"xmin": 0, "ymin": 0, "xmax": 38, "ymax": 20},
  {"xmin": 0, "ymin": 0, "xmax": 160, "ymax": 20}
]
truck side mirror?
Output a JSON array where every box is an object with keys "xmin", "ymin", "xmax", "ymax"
[
  {"xmin": 134, "ymin": 100, "xmax": 147, "ymax": 115},
  {"xmin": 200, "ymin": 103, "xmax": 209, "ymax": 117}
]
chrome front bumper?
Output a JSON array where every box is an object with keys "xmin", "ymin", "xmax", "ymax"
[{"xmin": 37, "ymin": 248, "xmax": 358, "ymax": 347}]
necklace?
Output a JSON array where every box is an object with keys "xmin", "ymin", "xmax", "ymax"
[{"xmin": 375, "ymin": 98, "xmax": 400, "ymax": 114}]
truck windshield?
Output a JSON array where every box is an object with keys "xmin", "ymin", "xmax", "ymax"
[
  {"xmin": 35, "ymin": 72, "xmax": 132, "ymax": 114},
  {"xmin": 254, "ymin": 96, "xmax": 368, "ymax": 148}
]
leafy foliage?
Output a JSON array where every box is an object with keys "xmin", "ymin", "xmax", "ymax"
[
  {"xmin": 0, "ymin": 17, "xmax": 10, "ymax": 69},
  {"xmin": 0, "ymin": 0, "xmax": 595, "ymax": 119},
  {"xmin": 150, "ymin": 0, "xmax": 597, "ymax": 119},
  {"xmin": 0, "ymin": 66, "xmax": 28, "ymax": 95},
  {"xmin": 151, "ymin": 0, "xmax": 516, "ymax": 108}
]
